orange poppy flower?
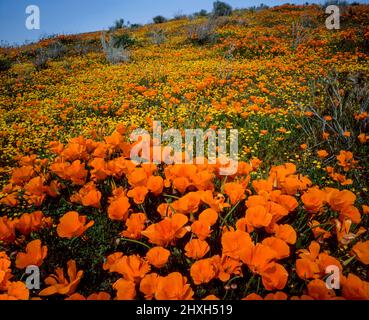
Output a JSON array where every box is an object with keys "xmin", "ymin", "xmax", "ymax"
[
  {"xmin": 70, "ymin": 182, "xmax": 101, "ymax": 208},
  {"xmin": 352, "ymin": 241, "xmax": 369, "ymax": 265},
  {"xmin": 245, "ymin": 205, "xmax": 272, "ymax": 228},
  {"xmin": 56, "ymin": 211, "xmax": 94, "ymax": 239},
  {"xmin": 0, "ymin": 281, "xmax": 29, "ymax": 300},
  {"xmin": 108, "ymin": 192, "xmax": 131, "ymax": 221},
  {"xmin": 146, "ymin": 247, "xmax": 170, "ymax": 268},
  {"xmin": 105, "ymin": 254, "xmax": 150, "ymax": 283},
  {"xmin": 121, "ymin": 213, "xmax": 147, "ymax": 239},
  {"xmin": 0, "ymin": 252, "xmax": 12, "ymax": 291},
  {"xmin": 65, "ymin": 293, "xmax": 86, "ymax": 300},
  {"xmin": 142, "ymin": 214, "xmax": 188, "ymax": 246},
  {"xmin": 309, "ymin": 220, "xmax": 331, "ymax": 241},
  {"xmin": 211, "ymin": 255, "xmax": 242, "ymax": 282},
  {"xmin": 155, "ymin": 272, "xmax": 194, "ymax": 300},
  {"xmin": 113, "ymin": 278, "xmax": 136, "ymax": 300},
  {"xmin": 317, "ymin": 150, "xmax": 329, "ymax": 159},
  {"xmin": 307, "ymin": 279, "xmax": 336, "ymax": 300},
  {"xmin": 191, "ymin": 220, "xmax": 212, "ymax": 240},
  {"xmin": 23, "ymin": 176, "xmax": 48, "ymax": 206},
  {"xmin": 276, "ymin": 194, "xmax": 298, "ymax": 213},
  {"xmin": 157, "ymin": 203, "xmax": 174, "ymax": 217},
  {"xmin": 147, "ymin": 175, "xmax": 164, "ymax": 195},
  {"xmin": 339, "ymin": 205, "xmax": 361, "ymax": 224},
  {"xmin": 15, "ymin": 240, "xmax": 48, "ymax": 269},
  {"xmin": 127, "ymin": 186, "xmax": 149, "ymax": 205},
  {"xmin": 337, "ymin": 150, "xmax": 357, "ymax": 171},
  {"xmin": 242, "ymin": 293, "xmax": 263, "ymax": 300},
  {"xmin": 140, "ymin": 273, "xmax": 159, "ymax": 300},
  {"xmin": 222, "ymin": 229, "xmax": 254, "ymax": 261},
  {"xmin": 39, "ymin": 260, "xmax": 83, "ymax": 296},
  {"xmin": 0, "ymin": 216, "xmax": 15, "ymax": 243},
  {"xmin": 198, "ymin": 208, "xmax": 218, "ymax": 226},
  {"xmin": 273, "ymin": 224, "xmax": 297, "ymax": 245},
  {"xmin": 264, "ymin": 292, "xmax": 288, "ymax": 300},
  {"xmin": 223, "ymin": 182, "xmax": 246, "ymax": 205},
  {"xmin": 262, "ymin": 237, "xmax": 290, "ymax": 260},
  {"xmin": 261, "ymin": 262, "xmax": 288, "ymax": 291},
  {"xmin": 301, "ymin": 188, "xmax": 326, "ymax": 214},
  {"xmin": 185, "ymin": 239, "xmax": 210, "ymax": 259},
  {"xmin": 14, "ymin": 211, "xmax": 51, "ymax": 235},
  {"xmin": 172, "ymin": 192, "xmax": 201, "ymax": 215},
  {"xmin": 51, "ymin": 160, "xmax": 87, "ymax": 185},
  {"xmin": 173, "ymin": 176, "xmax": 191, "ymax": 194},
  {"xmin": 87, "ymin": 292, "xmax": 111, "ymax": 300},
  {"xmin": 127, "ymin": 168, "xmax": 148, "ymax": 187},
  {"xmin": 190, "ymin": 258, "xmax": 217, "ymax": 285},
  {"xmin": 341, "ymin": 274, "xmax": 369, "ymax": 300},
  {"xmin": 203, "ymin": 295, "xmax": 220, "ymax": 300},
  {"xmin": 89, "ymin": 158, "xmax": 111, "ymax": 181}
]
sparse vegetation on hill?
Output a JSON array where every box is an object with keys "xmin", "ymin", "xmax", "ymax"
[{"xmin": 1, "ymin": 3, "xmax": 369, "ymax": 301}]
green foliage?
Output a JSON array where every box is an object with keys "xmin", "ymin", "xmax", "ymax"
[
  {"xmin": 213, "ymin": 1, "xmax": 233, "ymax": 17},
  {"xmin": 112, "ymin": 32, "xmax": 136, "ymax": 49},
  {"xmin": 0, "ymin": 55, "xmax": 14, "ymax": 72},
  {"xmin": 110, "ymin": 18, "xmax": 125, "ymax": 31},
  {"xmin": 153, "ymin": 15, "xmax": 167, "ymax": 24}
]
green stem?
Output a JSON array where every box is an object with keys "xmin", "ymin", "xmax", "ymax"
[
  {"xmin": 221, "ymin": 201, "xmax": 241, "ymax": 227},
  {"xmin": 163, "ymin": 194, "xmax": 180, "ymax": 199},
  {"xmin": 120, "ymin": 238, "xmax": 151, "ymax": 249},
  {"xmin": 343, "ymin": 255, "xmax": 355, "ymax": 267}
]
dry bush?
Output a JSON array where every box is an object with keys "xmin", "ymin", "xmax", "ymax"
[
  {"xmin": 187, "ymin": 19, "xmax": 218, "ymax": 45},
  {"xmin": 147, "ymin": 29, "xmax": 166, "ymax": 45},
  {"xmin": 101, "ymin": 32, "xmax": 130, "ymax": 64},
  {"xmin": 291, "ymin": 20, "xmax": 310, "ymax": 50},
  {"xmin": 295, "ymin": 72, "xmax": 369, "ymax": 154}
]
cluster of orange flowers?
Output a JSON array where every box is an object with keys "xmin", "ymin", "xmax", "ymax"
[{"xmin": 1, "ymin": 126, "xmax": 369, "ymax": 300}]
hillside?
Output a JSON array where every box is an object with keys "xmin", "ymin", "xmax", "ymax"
[{"xmin": 1, "ymin": 3, "xmax": 369, "ymax": 300}]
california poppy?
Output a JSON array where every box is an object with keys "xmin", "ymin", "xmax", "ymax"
[
  {"xmin": 39, "ymin": 260, "xmax": 83, "ymax": 296},
  {"xmin": 155, "ymin": 272, "xmax": 194, "ymax": 300},
  {"xmin": 185, "ymin": 239, "xmax": 210, "ymax": 259},
  {"xmin": 56, "ymin": 211, "xmax": 94, "ymax": 239},
  {"xmin": 142, "ymin": 214, "xmax": 188, "ymax": 246},
  {"xmin": 146, "ymin": 247, "xmax": 170, "ymax": 268},
  {"xmin": 15, "ymin": 239, "xmax": 48, "ymax": 269}
]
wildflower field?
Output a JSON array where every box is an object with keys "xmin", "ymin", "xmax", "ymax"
[{"xmin": 1, "ymin": 3, "xmax": 369, "ymax": 301}]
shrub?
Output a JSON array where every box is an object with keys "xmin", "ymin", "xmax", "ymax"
[
  {"xmin": 153, "ymin": 15, "xmax": 167, "ymax": 24},
  {"xmin": 130, "ymin": 23, "xmax": 142, "ymax": 29},
  {"xmin": 110, "ymin": 18, "xmax": 125, "ymax": 31},
  {"xmin": 291, "ymin": 20, "xmax": 309, "ymax": 50},
  {"xmin": 101, "ymin": 32, "xmax": 130, "ymax": 64},
  {"xmin": 212, "ymin": 1, "xmax": 233, "ymax": 17},
  {"xmin": 194, "ymin": 9, "xmax": 208, "ymax": 17},
  {"xmin": 148, "ymin": 29, "xmax": 166, "ymax": 45},
  {"xmin": 295, "ymin": 72, "xmax": 369, "ymax": 154},
  {"xmin": 112, "ymin": 32, "xmax": 136, "ymax": 48},
  {"xmin": 0, "ymin": 55, "xmax": 13, "ymax": 72},
  {"xmin": 187, "ymin": 19, "xmax": 218, "ymax": 45},
  {"xmin": 173, "ymin": 13, "xmax": 188, "ymax": 20},
  {"xmin": 32, "ymin": 41, "xmax": 67, "ymax": 69}
]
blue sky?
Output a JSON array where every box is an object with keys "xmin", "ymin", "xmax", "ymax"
[{"xmin": 0, "ymin": 0, "xmax": 368, "ymax": 45}]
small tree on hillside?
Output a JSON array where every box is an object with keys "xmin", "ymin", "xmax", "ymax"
[
  {"xmin": 153, "ymin": 15, "xmax": 167, "ymax": 24},
  {"xmin": 213, "ymin": 1, "xmax": 232, "ymax": 17}
]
